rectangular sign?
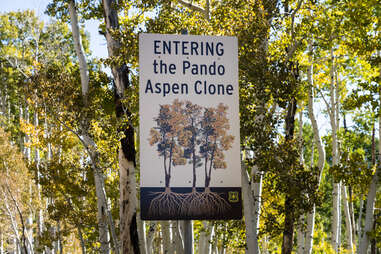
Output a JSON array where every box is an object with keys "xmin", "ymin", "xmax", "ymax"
[{"xmin": 139, "ymin": 33, "xmax": 242, "ymax": 220}]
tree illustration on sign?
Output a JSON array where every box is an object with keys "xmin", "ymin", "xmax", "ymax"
[
  {"xmin": 181, "ymin": 101, "xmax": 203, "ymax": 189},
  {"xmin": 148, "ymin": 99, "xmax": 186, "ymax": 216},
  {"xmin": 200, "ymin": 103, "xmax": 234, "ymax": 188},
  {"xmin": 147, "ymin": 99, "xmax": 235, "ymax": 218},
  {"xmin": 187, "ymin": 103, "xmax": 234, "ymax": 216}
]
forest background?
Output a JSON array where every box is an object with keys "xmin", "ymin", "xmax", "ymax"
[{"xmin": 0, "ymin": 0, "xmax": 380, "ymax": 254}]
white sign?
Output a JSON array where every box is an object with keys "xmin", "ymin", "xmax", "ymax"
[{"xmin": 139, "ymin": 33, "xmax": 241, "ymax": 220}]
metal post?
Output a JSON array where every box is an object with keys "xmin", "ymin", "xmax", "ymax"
[
  {"xmin": 180, "ymin": 28, "xmax": 193, "ymax": 254},
  {"xmin": 183, "ymin": 220, "xmax": 193, "ymax": 254}
]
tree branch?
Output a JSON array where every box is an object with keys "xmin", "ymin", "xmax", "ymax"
[{"xmin": 177, "ymin": 0, "xmax": 206, "ymax": 14}]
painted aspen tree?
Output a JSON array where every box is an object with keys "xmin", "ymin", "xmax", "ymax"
[
  {"xmin": 149, "ymin": 101, "xmax": 187, "ymax": 189},
  {"xmin": 200, "ymin": 104, "xmax": 234, "ymax": 189},
  {"xmin": 148, "ymin": 101, "xmax": 187, "ymax": 217},
  {"xmin": 182, "ymin": 101, "xmax": 203, "ymax": 191}
]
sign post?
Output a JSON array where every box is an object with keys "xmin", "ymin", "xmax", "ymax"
[{"xmin": 139, "ymin": 33, "xmax": 242, "ymax": 221}]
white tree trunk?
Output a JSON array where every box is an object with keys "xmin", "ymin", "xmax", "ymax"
[
  {"xmin": 199, "ymin": 222, "xmax": 208, "ymax": 254},
  {"xmin": 145, "ymin": 222, "xmax": 156, "ymax": 254},
  {"xmin": 342, "ymin": 185, "xmax": 353, "ymax": 253},
  {"xmin": 34, "ymin": 111, "xmax": 44, "ymax": 254},
  {"xmin": 305, "ymin": 40, "xmax": 326, "ymax": 254},
  {"xmin": 297, "ymin": 215, "xmax": 305, "ymax": 254},
  {"xmin": 199, "ymin": 221, "xmax": 213, "ymax": 254},
  {"xmin": 137, "ymin": 215, "xmax": 146, "ymax": 254},
  {"xmin": 251, "ymin": 161, "xmax": 263, "ymax": 254},
  {"xmin": 172, "ymin": 221, "xmax": 184, "ymax": 254},
  {"xmin": 357, "ymin": 197, "xmax": 364, "ymax": 250},
  {"xmin": 68, "ymin": 2, "xmax": 118, "ymax": 253},
  {"xmin": 2, "ymin": 191, "xmax": 21, "ymax": 253},
  {"xmin": 297, "ymin": 108, "xmax": 305, "ymax": 254},
  {"xmin": 68, "ymin": 0, "xmax": 88, "ymax": 100},
  {"xmin": 1, "ymin": 231, "xmax": 3, "ymax": 254},
  {"xmin": 161, "ymin": 221, "xmax": 171, "ymax": 254},
  {"xmin": 241, "ymin": 162, "xmax": 260, "ymax": 254},
  {"xmin": 101, "ymin": 1, "xmax": 139, "ymax": 252},
  {"xmin": 328, "ymin": 47, "xmax": 340, "ymax": 252},
  {"xmin": 358, "ymin": 61, "xmax": 381, "ymax": 254},
  {"xmin": 358, "ymin": 166, "xmax": 379, "ymax": 253}
]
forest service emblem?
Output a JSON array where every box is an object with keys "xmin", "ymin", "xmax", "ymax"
[{"xmin": 228, "ymin": 191, "xmax": 239, "ymax": 203}]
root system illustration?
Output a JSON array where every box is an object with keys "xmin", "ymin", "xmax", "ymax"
[{"xmin": 148, "ymin": 188, "xmax": 185, "ymax": 217}]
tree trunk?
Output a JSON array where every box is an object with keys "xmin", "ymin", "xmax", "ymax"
[
  {"xmin": 101, "ymin": 1, "xmax": 139, "ymax": 253},
  {"xmin": 342, "ymin": 185, "xmax": 353, "ymax": 253},
  {"xmin": 199, "ymin": 222, "xmax": 213, "ymax": 254},
  {"xmin": 137, "ymin": 215, "xmax": 146, "ymax": 254},
  {"xmin": 357, "ymin": 196, "xmax": 364, "ymax": 251},
  {"xmin": 68, "ymin": 0, "xmax": 89, "ymax": 102},
  {"xmin": 358, "ymin": 62, "xmax": 381, "ymax": 254},
  {"xmin": 328, "ymin": 47, "xmax": 341, "ymax": 253},
  {"xmin": 305, "ymin": 40, "xmax": 326, "ymax": 254},
  {"xmin": 251, "ymin": 160, "xmax": 263, "ymax": 254},
  {"xmin": 348, "ymin": 187, "xmax": 356, "ymax": 246},
  {"xmin": 34, "ymin": 110, "xmax": 44, "ymax": 254},
  {"xmin": 161, "ymin": 221, "xmax": 171, "ymax": 254},
  {"xmin": 358, "ymin": 165, "xmax": 379, "ymax": 253},
  {"xmin": 358, "ymin": 129, "xmax": 380, "ymax": 254},
  {"xmin": 77, "ymin": 226, "xmax": 87, "ymax": 254},
  {"xmin": 172, "ymin": 221, "xmax": 184, "ymax": 254},
  {"xmin": 297, "ymin": 108, "xmax": 305, "ymax": 254},
  {"xmin": 146, "ymin": 222, "xmax": 156, "ymax": 254},
  {"xmin": 0, "ymin": 231, "xmax": 3, "ymax": 254},
  {"xmin": 282, "ymin": 196, "xmax": 295, "ymax": 254},
  {"xmin": 68, "ymin": 2, "xmax": 117, "ymax": 253},
  {"xmin": 282, "ymin": 97, "xmax": 297, "ymax": 254},
  {"xmin": 242, "ymin": 162, "xmax": 260, "ymax": 254}
]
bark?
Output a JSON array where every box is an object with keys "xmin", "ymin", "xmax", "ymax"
[
  {"xmin": 101, "ymin": 1, "xmax": 139, "ymax": 253},
  {"xmin": 0, "ymin": 231, "xmax": 3, "ymax": 254},
  {"xmin": 6, "ymin": 185, "xmax": 28, "ymax": 254},
  {"xmin": 358, "ymin": 165, "xmax": 379, "ymax": 253},
  {"xmin": 199, "ymin": 222, "xmax": 213, "ymax": 254},
  {"xmin": 348, "ymin": 187, "xmax": 356, "ymax": 246},
  {"xmin": 282, "ymin": 196, "xmax": 296, "ymax": 254},
  {"xmin": 137, "ymin": 215, "xmax": 146, "ymax": 254},
  {"xmin": 182, "ymin": 220, "xmax": 194, "ymax": 254},
  {"xmin": 342, "ymin": 185, "xmax": 353, "ymax": 253},
  {"xmin": 282, "ymin": 98, "xmax": 297, "ymax": 254},
  {"xmin": 77, "ymin": 226, "xmax": 87, "ymax": 254},
  {"xmin": 358, "ymin": 63, "xmax": 381, "ymax": 253},
  {"xmin": 297, "ymin": 217, "xmax": 305, "ymax": 254},
  {"xmin": 251, "ymin": 155, "xmax": 263, "ymax": 252},
  {"xmin": 161, "ymin": 221, "xmax": 171, "ymax": 254},
  {"xmin": 305, "ymin": 40, "xmax": 326, "ymax": 254},
  {"xmin": 328, "ymin": 47, "xmax": 340, "ymax": 252},
  {"xmin": 172, "ymin": 221, "xmax": 184, "ymax": 254},
  {"xmin": 357, "ymin": 197, "xmax": 364, "ymax": 250},
  {"xmin": 68, "ymin": 2, "xmax": 118, "ymax": 253},
  {"xmin": 34, "ymin": 110, "xmax": 44, "ymax": 254},
  {"xmin": 146, "ymin": 222, "xmax": 156, "ymax": 254},
  {"xmin": 2, "ymin": 190, "xmax": 21, "ymax": 253},
  {"xmin": 242, "ymin": 162, "xmax": 260, "ymax": 254},
  {"xmin": 297, "ymin": 109, "xmax": 305, "ymax": 254},
  {"xmin": 68, "ymin": 0, "xmax": 89, "ymax": 101}
]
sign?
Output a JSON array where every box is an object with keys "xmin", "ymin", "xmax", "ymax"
[{"xmin": 139, "ymin": 33, "xmax": 242, "ymax": 220}]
